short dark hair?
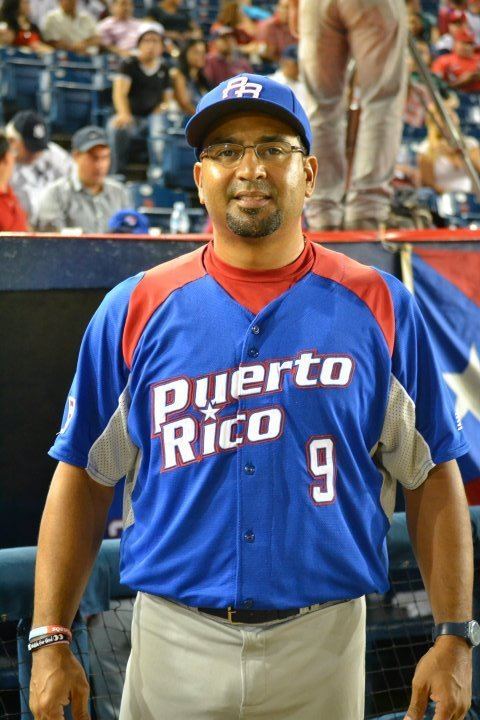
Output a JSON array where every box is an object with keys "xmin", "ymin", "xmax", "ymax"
[{"xmin": 0, "ymin": 132, "xmax": 10, "ymax": 161}]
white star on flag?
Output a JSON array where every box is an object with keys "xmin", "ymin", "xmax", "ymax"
[
  {"xmin": 443, "ymin": 344, "xmax": 480, "ymax": 422},
  {"xmin": 199, "ymin": 402, "xmax": 220, "ymax": 421}
]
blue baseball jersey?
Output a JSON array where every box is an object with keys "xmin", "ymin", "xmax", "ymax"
[{"xmin": 50, "ymin": 241, "xmax": 468, "ymax": 609}]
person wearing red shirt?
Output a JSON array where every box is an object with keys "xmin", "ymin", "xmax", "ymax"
[
  {"xmin": 432, "ymin": 27, "xmax": 480, "ymax": 92},
  {"xmin": 256, "ymin": 0, "xmax": 296, "ymax": 62},
  {"xmin": 0, "ymin": 131, "xmax": 28, "ymax": 232},
  {"xmin": 204, "ymin": 26, "xmax": 252, "ymax": 87}
]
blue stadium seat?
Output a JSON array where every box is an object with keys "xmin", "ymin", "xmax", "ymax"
[
  {"xmin": 48, "ymin": 66, "xmax": 112, "ymax": 132},
  {"xmin": 128, "ymin": 181, "xmax": 189, "ymax": 209},
  {"xmin": 434, "ymin": 191, "xmax": 480, "ymax": 227},
  {"xmin": 127, "ymin": 180, "xmax": 207, "ymax": 231},
  {"xmin": 2, "ymin": 48, "xmax": 55, "ymax": 113},
  {"xmin": 147, "ymin": 113, "xmax": 195, "ymax": 190}
]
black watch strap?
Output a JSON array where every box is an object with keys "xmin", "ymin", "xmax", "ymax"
[{"xmin": 432, "ymin": 621, "xmax": 480, "ymax": 647}]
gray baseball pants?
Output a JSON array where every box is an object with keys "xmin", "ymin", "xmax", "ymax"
[
  {"xmin": 299, "ymin": 0, "xmax": 407, "ymax": 229},
  {"xmin": 119, "ymin": 592, "xmax": 366, "ymax": 719}
]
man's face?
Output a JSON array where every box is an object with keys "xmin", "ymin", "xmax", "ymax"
[
  {"xmin": 74, "ymin": 145, "xmax": 111, "ymax": 187},
  {"xmin": 60, "ymin": 0, "xmax": 77, "ymax": 14},
  {"xmin": 215, "ymin": 34, "xmax": 235, "ymax": 56},
  {"xmin": 112, "ymin": 0, "xmax": 133, "ymax": 20},
  {"xmin": 138, "ymin": 32, "xmax": 163, "ymax": 61},
  {"xmin": 194, "ymin": 112, "xmax": 316, "ymax": 240},
  {"xmin": 6, "ymin": 132, "xmax": 28, "ymax": 163}
]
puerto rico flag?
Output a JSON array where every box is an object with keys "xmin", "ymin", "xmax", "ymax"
[{"xmin": 406, "ymin": 248, "xmax": 480, "ymax": 504}]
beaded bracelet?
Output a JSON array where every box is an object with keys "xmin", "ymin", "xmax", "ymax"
[
  {"xmin": 28, "ymin": 633, "xmax": 71, "ymax": 653},
  {"xmin": 29, "ymin": 625, "xmax": 72, "ymax": 643}
]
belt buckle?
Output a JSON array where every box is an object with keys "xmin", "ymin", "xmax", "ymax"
[{"xmin": 227, "ymin": 606, "xmax": 236, "ymax": 622}]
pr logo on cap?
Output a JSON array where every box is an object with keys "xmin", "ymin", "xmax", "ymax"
[{"xmin": 222, "ymin": 76, "xmax": 263, "ymax": 99}]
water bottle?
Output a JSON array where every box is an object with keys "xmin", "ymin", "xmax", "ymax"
[{"xmin": 169, "ymin": 201, "xmax": 191, "ymax": 234}]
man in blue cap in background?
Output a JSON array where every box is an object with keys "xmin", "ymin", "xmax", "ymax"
[{"xmin": 29, "ymin": 74, "xmax": 475, "ymax": 720}]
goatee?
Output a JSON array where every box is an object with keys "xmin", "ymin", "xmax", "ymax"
[{"xmin": 226, "ymin": 208, "xmax": 283, "ymax": 238}]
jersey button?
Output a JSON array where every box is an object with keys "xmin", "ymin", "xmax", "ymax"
[
  {"xmin": 242, "ymin": 598, "xmax": 254, "ymax": 608},
  {"xmin": 244, "ymin": 531, "xmax": 255, "ymax": 543},
  {"xmin": 251, "ymin": 325, "xmax": 260, "ymax": 335},
  {"xmin": 248, "ymin": 347, "xmax": 259, "ymax": 358},
  {"xmin": 244, "ymin": 463, "xmax": 256, "ymax": 475}
]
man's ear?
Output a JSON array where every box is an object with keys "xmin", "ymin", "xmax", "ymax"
[
  {"xmin": 304, "ymin": 155, "xmax": 318, "ymax": 199},
  {"xmin": 193, "ymin": 162, "xmax": 205, "ymax": 205}
]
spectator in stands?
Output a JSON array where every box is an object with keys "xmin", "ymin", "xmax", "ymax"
[
  {"xmin": 147, "ymin": 0, "xmax": 199, "ymax": 42},
  {"xmin": 212, "ymin": 1, "xmax": 265, "ymax": 58},
  {"xmin": 432, "ymin": 27, "xmax": 480, "ymax": 92},
  {"xmin": 417, "ymin": 102, "xmax": 480, "ymax": 193},
  {"xmin": 0, "ymin": 0, "xmax": 54, "ymax": 52},
  {"xmin": 28, "ymin": 0, "xmax": 105, "ymax": 28},
  {"xmin": 107, "ymin": 22, "xmax": 172, "ymax": 174},
  {"xmin": 438, "ymin": 0, "xmax": 468, "ymax": 35},
  {"xmin": 255, "ymin": 0, "xmax": 295, "ymax": 62},
  {"xmin": 0, "ymin": 130, "xmax": 28, "ymax": 231},
  {"xmin": 267, "ymin": 43, "xmax": 306, "ymax": 106},
  {"xmin": 6, "ymin": 110, "xmax": 73, "ymax": 227},
  {"xmin": 171, "ymin": 39, "xmax": 210, "ymax": 116},
  {"xmin": 466, "ymin": 0, "xmax": 480, "ymax": 42},
  {"xmin": 43, "ymin": 0, "xmax": 101, "ymax": 54},
  {"xmin": 434, "ymin": 9, "xmax": 468, "ymax": 53},
  {"xmin": 204, "ymin": 26, "xmax": 252, "ymax": 86},
  {"xmin": 36, "ymin": 125, "xmax": 129, "ymax": 232},
  {"xmin": 97, "ymin": 0, "xmax": 141, "ymax": 56}
]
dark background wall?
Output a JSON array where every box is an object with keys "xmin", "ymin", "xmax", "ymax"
[{"xmin": 0, "ymin": 234, "xmax": 458, "ymax": 548}]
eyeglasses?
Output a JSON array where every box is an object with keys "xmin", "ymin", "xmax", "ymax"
[{"xmin": 200, "ymin": 141, "xmax": 306, "ymax": 167}]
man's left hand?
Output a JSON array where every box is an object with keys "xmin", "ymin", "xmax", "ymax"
[{"xmin": 404, "ymin": 636, "xmax": 472, "ymax": 720}]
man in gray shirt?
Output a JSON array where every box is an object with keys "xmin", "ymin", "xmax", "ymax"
[
  {"xmin": 6, "ymin": 111, "xmax": 73, "ymax": 228},
  {"xmin": 36, "ymin": 126, "xmax": 129, "ymax": 233}
]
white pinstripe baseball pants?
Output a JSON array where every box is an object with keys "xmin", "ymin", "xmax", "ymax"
[{"xmin": 119, "ymin": 592, "xmax": 366, "ymax": 719}]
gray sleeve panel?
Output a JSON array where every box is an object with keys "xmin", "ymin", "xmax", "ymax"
[
  {"xmin": 86, "ymin": 386, "xmax": 138, "ymax": 487},
  {"xmin": 373, "ymin": 374, "xmax": 435, "ymax": 502}
]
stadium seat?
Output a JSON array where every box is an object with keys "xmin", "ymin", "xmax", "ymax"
[
  {"xmin": 128, "ymin": 181, "xmax": 189, "ymax": 209},
  {"xmin": 161, "ymin": 132, "xmax": 197, "ymax": 190},
  {"xmin": 127, "ymin": 181, "xmax": 207, "ymax": 231},
  {"xmin": 147, "ymin": 112, "xmax": 196, "ymax": 190},
  {"xmin": 48, "ymin": 66, "xmax": 112, "ymax": 132},
  {"xmin": 433, "ymin": 192, "xmax": 480, "ymax": 227},
  {"xmin": 2, "ymin": 48, "xmax": 55, "ymax": 114}
]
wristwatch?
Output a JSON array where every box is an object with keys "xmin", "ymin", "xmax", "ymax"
[{"xmin": 432, "ymin": 620, "xmax": 480, "ymax": 648}]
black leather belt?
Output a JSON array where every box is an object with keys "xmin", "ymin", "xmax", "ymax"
[{"xmin": 198, "ymin": 606, "xmax": 301, "ymax": 624}]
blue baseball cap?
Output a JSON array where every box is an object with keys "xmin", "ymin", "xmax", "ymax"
[
  {"xmin": 185, "ymin": 73, "xmax": 312, "ymax": 160},
  {"xmin": 108, "ymin": 209, "xmax": 149, "ymax": 234}
]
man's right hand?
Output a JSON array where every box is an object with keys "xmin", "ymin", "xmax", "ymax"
[{"xmin": 29, "ymin": 643, "xmax": 91, "ymax": 719}]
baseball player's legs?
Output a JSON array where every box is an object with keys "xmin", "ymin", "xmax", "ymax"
[
  {"xmin": 119, "ymin": 594, "xmax": 366, "ymax": 720},
  {"xmin": 299, "ymin": 0, "xmax": 349, "ymax": 230},
  {"xmin": 241, "ymin": 596, "xmax": 366, "ymax": 719},
  {"xmin": 342, "ymin": 0, "xmax": 408, "ymax": 227},
  {"xmin": 119, "ymin": 592, "xmax": 243, "ymax": 720}
]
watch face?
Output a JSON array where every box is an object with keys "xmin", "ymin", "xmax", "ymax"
[{"xmin": 469, "ymin": 621, "xmax": 480, "ymax": 646}]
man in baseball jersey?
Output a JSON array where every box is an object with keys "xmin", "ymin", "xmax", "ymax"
[{"xmin": 30, "ymin": 74, "xmax": 475, "ymax": 720}]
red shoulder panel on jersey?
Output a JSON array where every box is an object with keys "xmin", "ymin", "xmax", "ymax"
[
  {"xmin": 123, "ymin": 246, "xmax": 207, "ymax": 369},
  {"xmin": 311, "ymin": 243, "xmax": 395, "ymax": 357}
]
